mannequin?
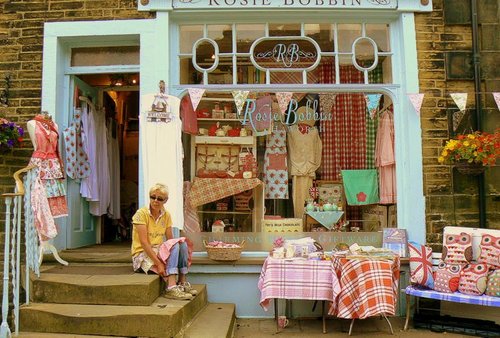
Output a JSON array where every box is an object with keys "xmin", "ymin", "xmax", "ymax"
[{"xmin": 28, "ymin": 112, "xmax": 68, "ymax": 266}]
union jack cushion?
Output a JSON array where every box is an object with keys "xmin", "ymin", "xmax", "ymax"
[{"xmin": 408, "ymin": 241, "xmax": 434, "ymax": 289}]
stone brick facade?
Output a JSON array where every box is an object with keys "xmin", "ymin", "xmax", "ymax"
[{"xmin": 0, "ymin": 1, "xmax": 498, "ymax": 251}]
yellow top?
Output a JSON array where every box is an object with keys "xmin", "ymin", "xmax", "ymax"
[{"xmin": 131, "ymin": 206, "xmax": 172, "ymax": 257}]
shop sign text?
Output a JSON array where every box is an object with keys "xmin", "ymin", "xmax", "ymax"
[{"xmin": 173, "ymin": 0, "xmax": 396, "ymax": 9}]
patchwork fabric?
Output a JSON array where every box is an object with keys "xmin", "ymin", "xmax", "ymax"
[
  {"xmin": 458, "ymin": 263, "xmax": 489, "ymax": 296},
  {"xmin": 485, "ymin": 269, "xmax": 500, "ymax": 297},
  {"xmin": 478, "ymin": 234, "xmax": 500, "ymax": 269},
  {"xmin": 408, "ymin": 241, "xmax": 434, "ymax": 289},
  {"xmin": 442, "ymin": 232, "xmax": 473, "ymax": 265},
  {"xmin": 434, "ymin": 261, "xmax": 463, "ymax": 293}
]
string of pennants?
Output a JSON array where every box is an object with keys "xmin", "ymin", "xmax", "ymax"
[{"xmin": 186, "ymin": 88, "xmax": 500, "ymax": 131}]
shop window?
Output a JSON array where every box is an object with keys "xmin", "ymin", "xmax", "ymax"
[
  {"xmin": 178, "ymin": 22, "xmax": 393, "ymax": 85},
  {"xmin": 71, "ymin": 46, "xmax": 139, "ymax": 67}
]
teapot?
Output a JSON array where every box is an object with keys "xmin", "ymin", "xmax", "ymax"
[
  {"xmin": 323, "ymin": 203, "xmax": 334, "ymax": 211},
  {"xmin": 306, "ymin": 201, "xmax": 315, "ymax": 212}
]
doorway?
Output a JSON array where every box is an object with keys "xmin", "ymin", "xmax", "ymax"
[{"xmin": 68, "ymin": 73, "xmax": 139, "ymax": 247}]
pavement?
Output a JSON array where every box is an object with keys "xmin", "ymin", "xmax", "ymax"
[{"xmin": 234, "ymin": 317, "xmax": 468, "ymax": 337}]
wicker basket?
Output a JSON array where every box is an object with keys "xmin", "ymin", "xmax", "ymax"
[
  {"xmin": 455, "ymin": 162, "xmax": 485, "ymax": 176},
  {"xmin": 203, "ymin": 240, "xmax": 245, "ymax": 261}
]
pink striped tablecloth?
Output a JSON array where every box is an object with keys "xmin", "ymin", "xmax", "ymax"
[
  {"xmin": 329, "ymin": 256, "xmax": 400, "ymax": 319},
  {"xmin": 258, "ymin": 257, "xmax": 341, "ymax": 311}
]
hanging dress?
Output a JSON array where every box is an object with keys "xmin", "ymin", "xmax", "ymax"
[
  {"xmin": 29, "ymin": 116, "xmax": 68, "ymax": 218},
  {"xmin": 375, "ymin": 109, "xmax": 397, "ymax": 204},
  {"xmin": 264, "ymin": 128, "xmax": 289, "ymax": 199},
  {"xmin": 62, "ymin": 107, "xmax": 90, "ymax": 179}
]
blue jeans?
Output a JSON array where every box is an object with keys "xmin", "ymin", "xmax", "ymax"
[{"xmin": 166, "ymin": 242, "xmax": 188, "ymax": 275}]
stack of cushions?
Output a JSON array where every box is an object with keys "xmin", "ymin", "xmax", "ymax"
[{"xmin": 408, "ymin": 232, "xmax": 500, "ymax": 297}]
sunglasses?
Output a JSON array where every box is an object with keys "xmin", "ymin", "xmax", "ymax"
[{"xmin": 150, "ymin": 195, "xmax": 167, "ymax": 202}]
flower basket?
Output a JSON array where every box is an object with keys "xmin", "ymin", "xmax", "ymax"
[
  {"xmin": 0, "ymin": 118, "xmax": 24, "ymax": 153},
  {"xmin": 203, "ymin": 240, "xmax": 245, "ymax": 261},
  {"xmin": 455, "ymin": 162, "xmax": 485, "ymax": 175}
]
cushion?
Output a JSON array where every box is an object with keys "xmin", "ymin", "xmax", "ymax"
[
  {"xmin": 458, "ymin": 263, "xmax": 489, "ymax": 296},
  {"xmin": 442, "ymin": 232, "xmax": 473, "ymax": 265},
  {"xmin": 433, "ymin": 261, "xmax": 462, "ymax": 293},
  {"xmin": 477, "ymin": 234, "xmax": 500, "ymax": 269},
  {"xmin": 408, "ymin": 241, "xmax": 434, "ymax": 289},
  {"xmin": 485, "ymin": 270, "xmax": 500, "ymax": 297}
]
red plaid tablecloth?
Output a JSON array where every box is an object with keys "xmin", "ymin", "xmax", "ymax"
[
  {"xmin": 187, "ymin": 177, "xmax": 262, "ymax": 207},
  {"xmin": 329, "ymin": 256, "xmax": 400, "ymax": 319},
  {"xmin": 258, "ymin": 257, "xmax": 341, "ymax": 311}
]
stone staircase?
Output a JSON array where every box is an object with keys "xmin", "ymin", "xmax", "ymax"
[{"xmin": 19, "ymin": 263, "xmax": 236, "ymax": 337}]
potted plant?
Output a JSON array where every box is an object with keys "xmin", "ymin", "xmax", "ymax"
[
  {"xmin": 0, "ymin": 118, "xmax": 24, "ymax": 153},
  {"xmin": 438, "ymin": 129, "xmax": 500, "ymax": 175}
]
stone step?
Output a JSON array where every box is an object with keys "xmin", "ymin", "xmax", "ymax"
[
  {"xmin": 182, "ymin": 303, "xmax": 236, "ymax": 338},
  {"xmin": 18, "ymin": 333, "xmax": 127, "ymax": 337},
  {"xmin": 20, "ymin": 285, "xmax": 207, "ymax": 338},
  {"xmin": 29, "ymin": 264, "xmax": 161, "ymax": 306}
]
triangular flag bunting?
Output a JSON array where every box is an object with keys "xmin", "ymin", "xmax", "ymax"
[
  {"xmin": 187, "ymin": 88, "xmax": 205, "ymax": 111},
  {"xmin": 293, "ymin": 92, "xmax": 307, "ymax": 103},
  {"xmin": 407, "ymin": 93, "xmax": 424, "ymax": 116},
  {"xmin": 365, "ymin": 94, "xmax": 382, "ymax": 120},
  {"xmin": 319, "ymin": 93, "xmax": 336, "ymax": 114},
  {"xmin": 232, "ymin": 90, "xmax": 250, "ymax": 116},
  {"xmin": 493, "ymin": 92, "xmax": 500, "ymax": 111},
  {"xmin": 452, "ymin": 110, "xmax": 466, "ymax": 132},
  {"xmin": 275, "ymin": 92, "xmax": 293, "ymax": 116},
  {"xmin": 450, "ymin": 93, "xmax": 467, "ymax": 112}
]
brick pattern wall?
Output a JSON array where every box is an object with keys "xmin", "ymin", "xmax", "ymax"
[{"xmin": 416, "ymin": 0, "xmax": 500, "ymax": 251}]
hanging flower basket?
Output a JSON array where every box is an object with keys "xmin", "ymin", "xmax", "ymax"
[{"xmin": 454, "ymin": 161, "xmax": 486, "ymax": 176}]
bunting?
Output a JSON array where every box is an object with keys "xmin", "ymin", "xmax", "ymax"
[
  {"xmin": 452, "ymin": 110, "xmax": 466, "ymax": 132},
  {"xmin": 232, "ymin": 90, "xmax": 250, "ymax": 116},
  {"xmin": 365, "ymin": 94, "xmax": 382, "ymax": 120},
  {"xmin": 275, "ymin": 92, "xmax": 293, "ymax": 116},
  {"xmin": 187, "ymin": 88, "xmax": 205, "ymax": 111},
  {"xmin": 450, "ymin": 93, "xmax": 468, "ymax": 112},
  {"xmin": 319, "ymin": 93, "xmax": 336, "ymax": 114},
  {"xmin": 407, "ymin": 93, "xmax": 424, "ymax": 117}
]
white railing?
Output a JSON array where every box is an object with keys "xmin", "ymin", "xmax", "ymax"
[{"xmin": 1, "ymin": 165, "xmax": 39, "ymax": 338}]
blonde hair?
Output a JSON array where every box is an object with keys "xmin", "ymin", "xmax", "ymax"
[{"xmin": 149, "ymin": 183, "xmax": 169, "ymax": 198}]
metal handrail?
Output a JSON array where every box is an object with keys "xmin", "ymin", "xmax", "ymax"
[{"xmin": 1, "ymin": 164, "xmax": 37, "ymax": 338}]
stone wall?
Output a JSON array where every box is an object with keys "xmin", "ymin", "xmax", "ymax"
[{"xmin": 416, "ymin": 0, "xmax": 500, "ymax": 250}]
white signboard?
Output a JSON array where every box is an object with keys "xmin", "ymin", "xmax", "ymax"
[{"xmin": 171, "ymin": 0, "xmax": 397, "ymax": 9}]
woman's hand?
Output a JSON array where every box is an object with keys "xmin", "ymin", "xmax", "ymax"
[{"xmin": 156, "ymin": 263, "xmax": 166, "ymax": 277}]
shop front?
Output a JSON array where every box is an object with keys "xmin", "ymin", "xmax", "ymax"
[{"xmin": 40, "ymin": 0, "xmax": 432, "ymax": 316}]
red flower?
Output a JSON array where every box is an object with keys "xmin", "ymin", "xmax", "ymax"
[{"xmin": 356, "ymin": 192, "xmax": 367, "ymax": 202}]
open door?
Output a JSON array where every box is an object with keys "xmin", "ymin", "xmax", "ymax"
[{"xmin": 65, "ymin": 75, "xmax": 99, "ymax": 248}]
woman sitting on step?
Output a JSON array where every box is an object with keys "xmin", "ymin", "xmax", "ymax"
[{"xmin": 131, "ymin": 183, "xmax": 197, "ymax": 300}]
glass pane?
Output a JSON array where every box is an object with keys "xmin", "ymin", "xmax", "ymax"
[
  {"xmin": 305, "ymin": 23, "xmax": 334, "ymax": 52},
  {"xmin": 237, "ymin": 56, "xmax": 265, "ymax": 84},
  {"xmin": 208, "ymin": 24, "xmax": 233, "ymax": 53},
  {"xmin": 180, "ymin": 25, "xmax": 203, "ymax": 54},
  {"xmin": 179, "ymin": 56, "xmax": 200, "ymax": 85},
  {"xmin": 269, "ymin": 23, "xmax": 301, "ymax": 36},
  {"xmin": 71, "ymin": 46, "xmax": 139, "ymax": 67},
  {"xmin": 208, "ymin": 62, "xmax": 233, "ymax": 84},
  {"xmin": 354, "ymin": 37, "xmax": 376, "ymax": 67},
  {"xmin": 316, "ymin": 56, "xmax": 336, "ymax": 84},
  {"xmin": 337, "ymin": 24, "xmax": 361, "ymax": 52},
  {"xmin": 236, "ymin": 24, "xmax": 265, "ymax": 53},
  {"xmin": 195, "ymin": 41, "xmax": 216, "ymax": 69},
  {"xmin": 270, "ymin": 71, "xmax": 303, "ymax": 84},
  {"xmin": 380, "ymin": 55, "xmax": 392, "ymax": 84},
  {"xmin": 366, "ymin": 24, "xmax": 390, "ymax": 52}
]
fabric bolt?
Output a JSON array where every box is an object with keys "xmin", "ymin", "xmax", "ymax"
[
  {"xmin": 405, "ymin": 285, "xmax": 500, "ymax": 306},
  {"xmin": 258, "ymin": 257, "xmax": 341, "ymax": 311},
  {"xmin": 180, "ymin": 94, "xmax": 198, "ymax": 135},
  {"xmin": 187, "ymin": 177, "xmax": 262, "ymax": 208},
  {"xmin": 264, "ymin": 129, "xmax": 289, "ymax": 199},
  {"xmin": 366, "ymin": 63, "xmax": 383, "ymax": 167},
  {"xmin": 477, "ymin": 234, "xmax": 500, "ymax": 269},
  {"xmin": 79, "ymin": 98, "xmax": 99, "ymax": 201},
  {"xmin": 318, "ymin": 65, "xmax": 366, "ymax": 181},
  {"xmin": 62, "ymin": 107, "xmax": 90, "ymax": 179},
  {"xmin": 183, "ymin": 181, "xmax": 201, "ymax": 233},
  {"xmin": 330, "ymin": 257, "xmax": 399, "ymax": 319},
  {"xmin": 140, "ymin": 94, "xmax": 184, "ymax": 229},
  {"xmin": 89, "ymin": 105, "xmax": 110, "ymax": 216},
  {"xmin": 341, "ymin": 169, "xmax": 379, "ymax": 205},
  {"xmin": 29, "ymin": 119, "xmax": 68, "ymax": 218},
  {"xmin": 375, "ymin": 108, "xmax": 396, "ymax": 204}
]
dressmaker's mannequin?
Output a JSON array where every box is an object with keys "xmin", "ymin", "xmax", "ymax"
[{"xmin": 28, "ymin": 113, "xmax": 68, "ymax": 267}]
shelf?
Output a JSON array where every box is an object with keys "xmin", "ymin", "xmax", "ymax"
[
  {"xmin": 195, "ymin": 135, "xmax": 255, "ymax": 145},
  {"xmin": 198, "ymin": 118, "xmax": 242, "ymax": 122},
  {"xmin": 200, "ymin": 97, "xmax": 234, "ymax": 102},
  {"xmin": 198, "ymin": 211, "xmax": 252, "ymax": 215}
]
